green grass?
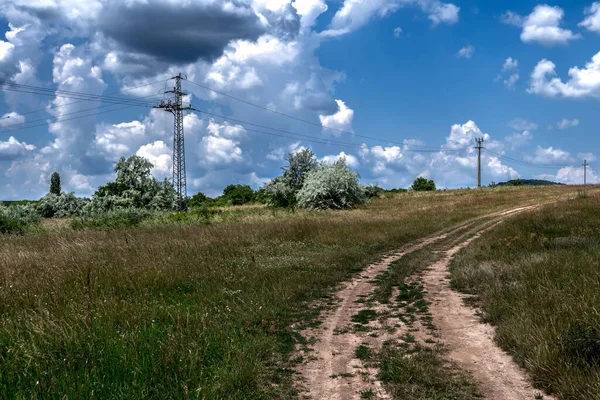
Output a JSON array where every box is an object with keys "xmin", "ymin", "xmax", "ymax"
[
  {"xmin": 378, "ymin": 342, "xmax": 482, "ymax": 399},
  {"xmin": 0, "ymin": 186, "xmax": 582, "ymax": 398},
  {"xmin": 449, "ymin": 193, "xmax": 600, "ymax": 399},
  {"xmin": 355, "ymin": 344, "xmax": 373, "ymax": 360}
]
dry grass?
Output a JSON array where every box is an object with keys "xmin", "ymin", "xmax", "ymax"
[
  {"xmin": 450, "ymin": 190, "xmax": 600, "ymax": 399},
  {"xmin": 0, "ymin": 185, "xmax": 585, "ymax": 399}
]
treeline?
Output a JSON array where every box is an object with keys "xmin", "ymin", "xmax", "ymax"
[{"xmin": 1, "ymin": 149, "xmax": 438, "ymax": 234}]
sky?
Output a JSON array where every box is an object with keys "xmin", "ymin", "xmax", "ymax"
[{"xmin": 0, "ymin": 0, "xmax": 599, "ymax": 200}]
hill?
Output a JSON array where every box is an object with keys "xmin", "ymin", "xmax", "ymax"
[{"xmin": 495, "ymin": 179, "xmax": 563, "ymax": 187}]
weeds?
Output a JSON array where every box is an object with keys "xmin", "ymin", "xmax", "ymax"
[
  {"xmin": 0, "ymin": 186, "xmax": 581, "ymax": 398},
  {"xmin": 449, "ymin": 193, "xmax": 600, "ymax": 398}
]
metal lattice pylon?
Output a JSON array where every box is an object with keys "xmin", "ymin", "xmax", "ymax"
[{"xmin": 154, "ymin": 73, "xmax": 193, "ymax": 210}]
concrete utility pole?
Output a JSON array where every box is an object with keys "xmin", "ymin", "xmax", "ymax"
[
  {"xmin": 474, "ymin": 138, "xmax": 485, "ymax": 188},
  {"xmin": 154, "ymin": 74, "xmax": 194, "ymax": 210},
  {"xmin": 583, "ymin": 159, "xmax": 588, "ymax": 186}
]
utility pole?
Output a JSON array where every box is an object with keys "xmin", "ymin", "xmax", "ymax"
[
  {"xmin": 474, "ymin": 138, "xmax": 485, "ymax": 188},
  {"xmin": 154, "ymin": 74, "xmax": 194, "ymax": 210},
  {"xmin": 583, "ymin": 159, "xmax": 588, "ymax": 186}
]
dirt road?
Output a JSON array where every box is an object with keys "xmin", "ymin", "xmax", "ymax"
[{"xmin": 295, "ymin": 206, "xmax": 555, "ymax": 400}]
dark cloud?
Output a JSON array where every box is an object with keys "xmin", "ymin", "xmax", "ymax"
[{"xmin": 98, "ymin": 2, "xmax": 266, "ymax": 64}]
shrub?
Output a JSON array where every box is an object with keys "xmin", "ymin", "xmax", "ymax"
[
  {"xmin": 71, "ymin": 208, "xmax": 153, "ymax": 230},
  {"xmin": 36, "ymin": 193, "xmax": 88, "ymax": 218},
  {"xmin": 363, "ymin": 184, "xmax": 384, "ymax": 199},
  {"xmin": 264, "ymin": 177, "xmax": 297, "ymax": 208},
  {"xmin": 296, "ymin": 159, "xmax": 366, "ymax": 210},
  {"xmin": 411, "ymin": 177, "xmax": 436, "ymax": 191},
  {"xmin": 0, "ymin": 204, "xmax": 41, "ymax": 234},
  {"xmin": 221, "ymin": 184, "xmax": 255, "ymax": 206}
]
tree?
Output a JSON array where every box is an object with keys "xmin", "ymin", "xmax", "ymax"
[
  {"xmin": 264, "ymin": 149, "xmax": 318, "ymax": 208},
  {"xmin": 222, "ymin": 184, "xmax": 255, "ymax": 206},
  {"xmin": 188, "ymin": 192, "xmax": 211, "ymax": 208},
  {"xmin": 411, "ymin": 177, "xmax": 436, "ymax": 191},
  {"xmin": 50, "ymin": 172, "xmax": 61, "ymax": 195},
  {"xmin": 87, "ymin": 155, "xmax": 176, "ymax": 212},
  {"xmin": 296, "ymin": 158, "xmax": 366, "ymax": 210},
  {"xmin": 282, "ymin": 148, "xmax": 317, "ymax": 190}
]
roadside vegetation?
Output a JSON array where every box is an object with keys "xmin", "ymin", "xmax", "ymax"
[
  {"xmin": 0, "ymin": 185, "xmax": 577, "ymax": 398},
  {"xmin": 449, "ymin": 192, "xmax": 600, "ymax": 399}
]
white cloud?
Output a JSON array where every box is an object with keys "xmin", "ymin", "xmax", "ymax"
[
  {"xmin": 457, "ymin": 45, "xmax": 475, "ymax": 59},
  {"xmin": 426, "ymin": 1, "xmax": 459, "ymax": 25},
  {"xmin": 0, "ymin": 40, "xmax": 15, "ymax": 62},
  {"xmin": 502, "ymin": 5, "xmax": 580, "ymax": 46},
  {"xmin": 528, "ymin": 53, "xmax": 600, "ymax": 99},
  {"xmin": 0, "ymin": 136, "xmax": 36, "ymax": 160},
  {"xmin": 136, "ymin": 141, "xmax": 172, "ymax": 178},
  {"xmin": 199, "ymin": 136, "xmax": 243, "ymax": 165},
  {"xmin": 321, "ymin": 151, "xmax": 359, "ymax": 168},
  {"xmin": 508, "ymin": 118, "xmax": 537, "ymax": 131},
  {"xmin": 580, "ymin": 2, "xmax": 600, "ymax": 33},
  {"xmin": 504, "ymin": 130, "xmax": 533, "ymax": 150},
  {"xmin": 526, "ymin": 146, "xmax": 573, "ymax": 165},
  {"xmin": 319, "ymin": 99, "xmax": 354, "ymax": 135},
  {"xmin": 537, "ymin": 166, "xmax": 599, "ymax": 184},
  {"xmin": 503, "ymin": 57, "xmax": 518, "ymax": 71},
  {"xmin": 0, "ymin": 112, "xmax": 25, "ymax": 128},
  {"xmin": 322, "ymin": 0, "xmax": 459, "ymax": 37},
  {"xmin": 291, "ymin": 0, "xmax": 328, "ymax": 29},
  {"xmin": 445, "ymin": 120, "xmax": 490, "ymax": 150},
  {"xmin": 394, "ymin": 27, "xmax": 402, "ymax": 38},
  {"xmin": 496, "ymin": 57, "xmax": 519, "ymax": 89},
  {"xmin": 557, "ymin": 118, "xmax": 580, "ymax": 130},
  {"xmin": 94, "ymin": 121, "xmax": 146, "ymax": 158}
]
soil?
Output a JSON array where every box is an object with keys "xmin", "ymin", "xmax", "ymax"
[{"xmin": 295, "ymin": 206, "xmax": 556, "ymax": 400}]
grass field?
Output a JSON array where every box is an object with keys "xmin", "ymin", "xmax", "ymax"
[
  {"xmin": 0, "ymin": 186, "xmax": 586, "ymax": 399},
  {"xmin": 450, "ymin": 191, "xmax": 600, "ymax": 399}
]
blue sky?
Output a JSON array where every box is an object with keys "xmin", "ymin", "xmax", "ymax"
[{"xmin": 0, "ymin": 0, "xmax": 599, "ymax": 199}]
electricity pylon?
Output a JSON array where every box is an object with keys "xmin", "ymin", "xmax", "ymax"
[{"xmin": 154, "ymin": 73, "xmax": 193, "ymax": 210}]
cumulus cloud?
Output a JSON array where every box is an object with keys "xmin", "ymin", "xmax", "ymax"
[
  {"xmin": 321, "ymin": 151, "xmax": 359, "ymax": 168},
  {"xmin": 526, "ymin": 146, "xmax": 573, "ymax": 165},
  {"xmin": 580, "ymin": 2, "xmax": 600, "ymax": 33},
  {"xmin": 508, "ymin": 118, "xmax": 537, "ymax": 131},
  {"xmin": 0, "ymin": 136, "xmax": 36, "ymax": 160},
  {"xmin": 528, "ymin": 52, "xmax": 600, "ymax": 99},
  {"xmin": 502, "ymin": 5, "xmax": 580, "ymax": 46},
  {"xmin": 537, "ymin": 166, "xmax": 599, "ymax": 184},
  {"xmin": 557, "ymin": 118, "xmax": 580, "ymax": 130},
  {"xmin": 292, "ymin": 0, "xmax": 328, "ymax": 29},
  {"xmin": 394, "ymin": 27, "xmax": 403, "ymax": 38},
  {"xmin": 319, "ymin": 99, "xmax": 354, "ymax": 135},
  {"xmin": 136, "ymin": 141, "xmax": 171, "ymax": 178},
  {"xmin": 0, "ymin": 112, "xmax": 25, "ymax": 128},
  {"xmin": 496, "ymin": 57, "xmax": 519, "ymax": 89},
  {"xmin": 322, "ymin": 0, "xmax": 459, "ymax": 37},
  {"xmin": 457, "ymin": 45, "xmax": 475, "ymax": 59}
]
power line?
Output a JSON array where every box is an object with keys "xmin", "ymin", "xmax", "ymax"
[
  {"xmin": 188, "ymin": 109, "xmax": 462, "ymax": 154},
  {"xmin": 184, "ymin": 78, "xmax": 445, "ymax": 151},
  {"xmin": 486, "ymin": 150, "xmax": 573, "ymax": 169},
  {"xmin": 0, "ymin": 93, "xmax": 164, "ymax": 135},
  {"xmin": 0, "ymin": 79, "xmax": 168, "ymax": 123}
]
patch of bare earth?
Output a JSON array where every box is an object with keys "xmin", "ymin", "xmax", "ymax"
[
  {"xmin": 295, "ymin": 206, "xmax": 556, "ymax": 400},
  {"xmin": 423, "ymin": 207, "xmax": 558, "ymax": 400},
  {"xmin": 294, "ymin": 222, "xmax": 474, "ymax": 400}
]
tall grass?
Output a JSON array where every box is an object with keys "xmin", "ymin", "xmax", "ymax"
[
  {"xmin": 450, "ymin": 192, "xmax": 600, "ymax": 399},
  {"xmin": 0, "ymin": 186, "xmax": 584, "ymax": 398}
]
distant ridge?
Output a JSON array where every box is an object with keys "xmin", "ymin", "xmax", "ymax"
[{"xmin": 495, "ymin": 179, "xmax": 563, "ymax": 187}]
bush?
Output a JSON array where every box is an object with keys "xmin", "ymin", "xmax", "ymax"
[
  {"xmin": 411, "ymin": 177, "xmax": 436, "ymax": 191},
  {"xmin": 363, "ymin": 184, "xmax": 384, "ymax": 199},
  {"xmin": 296, "ymin": 159, "xmax": 366, "ymax": 210},
  {"xmin": 221, "ymin": 184, "xmax": 254, "ymax": 206},
  {"xmin": 71, "ymin": 208, "xmax": 153, "ymax": 230},
  {"xmin": 36, "ymin": 193, "xmax": 88, "ymax": 218},
  {"xmin": 0, "ymin": 205, "xmax": 41, "ymax": 234},
  {"xmin": 264, "ymin": 177, "xmax": 297, "ymax": 208}
]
